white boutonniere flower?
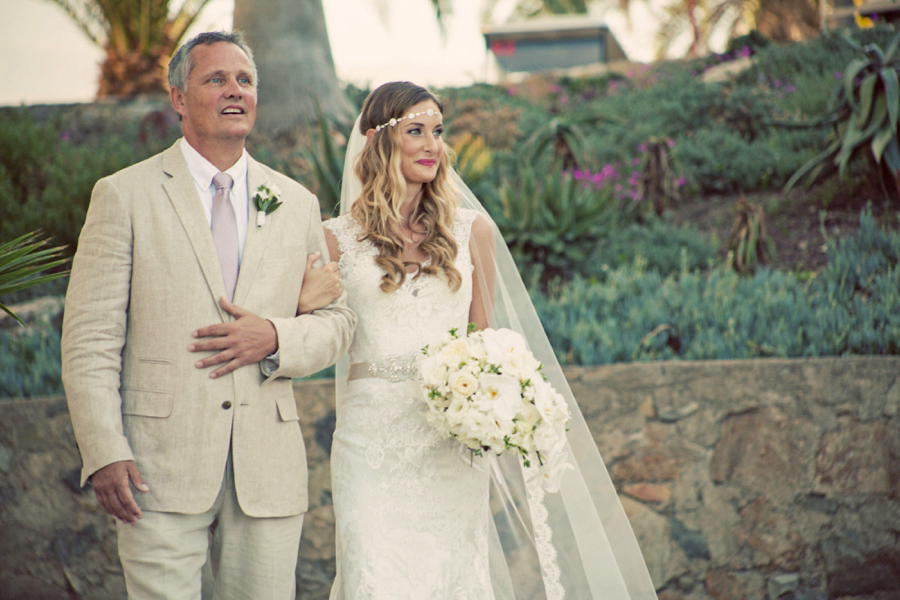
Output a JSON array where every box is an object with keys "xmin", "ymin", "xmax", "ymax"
[{"xmin": 253, "ymin": 183, "xmax": 283, "ymax": 226}]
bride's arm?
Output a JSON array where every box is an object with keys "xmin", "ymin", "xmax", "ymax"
[{"xmin": 468, "ymin": 213, "xmax": 496, "ymax": 330}]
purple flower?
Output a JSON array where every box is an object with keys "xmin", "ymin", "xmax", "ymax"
[
  {"xmin": 507, "ymin": 86, "xmax": 517, "ymax": 95},
  {"xmin": 632, "ymin": 157, "xmax": 641, "ymax": 165},
  {"xmin": 774, "ymin": 79, "xmax": 782, "ymax": 88},
  {"xmin": 676, "ymin": 177, "xmax": 686, "ymax": 187},
  {"xmin": 638, "ymin": 143, "xmax": 647, "ymax": 153},
  {"xmin": 61, "ymin": 131, "xmax": 71, "ymax": 141},
  {"xmin": 667, "ymin": 138, "xmax": 676, "ymax": 148},
  {"xmin": 573, "ymin": 169, "xmax": 584, "ymax": 179},
  {"xmin": 784, "ymin": 84, "xmax": 796, "ymax": 94},
  {"xmin": 834, "ymin": 72, "xmax": 843, "ymax": 79},
  {"xmin": 549, "ymin": 84, "xmax": 561, "ymax": 93}
]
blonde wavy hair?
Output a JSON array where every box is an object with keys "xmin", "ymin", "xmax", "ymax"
[{"xmin": 351, "ymin": 81, "xmax": 461, "ymax": 293}]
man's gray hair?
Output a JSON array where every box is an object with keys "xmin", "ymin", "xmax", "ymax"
[{"xmin": 167, "ymin": 31, "xmax": 258, "ymax": 92}]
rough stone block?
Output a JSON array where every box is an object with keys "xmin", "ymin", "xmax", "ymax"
[
  {"xmin": 814, "ymin": 418, "xmax": 899, "ymax": 497},
  {"xmin": 709, "ymin": 406, "xmax": 819, "ymax": 503}
]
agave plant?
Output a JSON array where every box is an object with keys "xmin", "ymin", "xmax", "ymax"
[
  {"xmin": 485, "ymin": 161, "xmax": 619, "ymax": 282},
  {"xmin": 523, "ymin": 112, "xmax": 625, "ymax": 170},
  {"xmin": 0, "ymin": 233, "xmax": 68, "ymax": 326},
  {"xmin": 635, "ymin": 137, "xmax": 682, "ymax": 216},
  {"xmin": 725, "ymin": 197, "xmax": 774, "ymax": 275},
  {"xmin": 785, "ymin": 32, "xmax": 900, "ymax": 202}
]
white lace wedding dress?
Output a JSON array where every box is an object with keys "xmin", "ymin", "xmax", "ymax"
[{"xmin": 324, "ymin": 208, "xmax": 494, "ymax": 600}]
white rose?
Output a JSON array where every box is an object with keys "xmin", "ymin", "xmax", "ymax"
[
  {"xmin": 482, "ymin": 328, "xmax": 528, "ymax": 366},
  {"xmin": 420, "ymin": 355, "xmax": 448, "ymax": 387},
  {"xmin": 467, "ymin": 335, "xmax": 488, "ymax": 361},
  {"xmin": 438, "ymin": 338, "xmax": 469, "ymax": 367},
  {"xmin": 450, "ymin": 370, "xmax": 478, "ymax": 398},
  {"xmin": 479, "ymin": 373, "xmax": 522, "ymax": 421}
]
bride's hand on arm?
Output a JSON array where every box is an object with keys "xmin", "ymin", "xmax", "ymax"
[
  {"xmin": 469, "ymin": 214, "xmax": 496, "ymax": 331},
  {"xmin": 297, "ymin": 251, "xmax": 343, "ymax": 314}
]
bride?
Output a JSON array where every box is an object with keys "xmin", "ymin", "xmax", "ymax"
[{"xmin": 314, "ymin": 81, "xmax": 658, "ymax": 599}]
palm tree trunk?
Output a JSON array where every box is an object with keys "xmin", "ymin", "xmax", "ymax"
[{"xmin": 233, "ymin": 0, "xmax": 354, "ymax": 132}]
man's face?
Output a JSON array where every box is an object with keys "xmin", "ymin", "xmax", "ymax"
[{"xmin": 171, "ymin": 41, "xmax": 257, "ymax": 147}]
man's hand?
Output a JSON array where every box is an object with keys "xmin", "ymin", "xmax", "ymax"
[
  {"xmin": 189, "ymin": 297, "xmax": 278, "ymax": 378},
  {"xmin": 90, "ymin": 460, "xmax": 149, "ymax": 525},
  {"xmin": 297, "ymin": 251, "xmax": 342, "ymax": 314}
]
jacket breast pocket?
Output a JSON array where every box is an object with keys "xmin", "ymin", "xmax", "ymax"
[{"xmin": 121, "ymin": 389, "xmax": 174, "ymax": 418}]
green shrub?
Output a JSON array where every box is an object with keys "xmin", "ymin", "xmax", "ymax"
[
  {"xmin": 592, "ymin": 217, "xmax": 717, "ymax": 277},
  {"xmin": 0, "ymin": 321, "xmax": 63, "ymax": 398},
  {"xmin": 535, "ymin": 208, "xmax": 900, "ymax": 364},
  {"xmin": 0, "ymin": 109, "xmax": 170, "ymax": 256}
]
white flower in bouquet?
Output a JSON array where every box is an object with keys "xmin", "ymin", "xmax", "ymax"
[
  {"xmin": 483, "ymin": 327, "xmax": 526, "ymax": 358},
  {"xmin": 479, "ymin": 373, "xmax": 521, "ymax": 421},
  {"xmin": 419, "ymin": 324, "xmax": 571, "ymax": 491}
]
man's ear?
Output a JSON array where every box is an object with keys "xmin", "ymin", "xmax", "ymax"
[
  {"xmin": 365, "ymin": 129, "xmax": 376, "ymax": 145},
  {"xmin": 170, "ymin": 86, "xmax": 186, "ymax": 118}
]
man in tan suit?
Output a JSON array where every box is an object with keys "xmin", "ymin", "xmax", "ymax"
[{"xmin": 61, "ymin": 31, "xmax": 354, "ymax": 599}]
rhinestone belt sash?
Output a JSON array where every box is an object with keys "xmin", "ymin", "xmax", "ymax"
[{"xmin": 347, "ymin": 354, "xmax": 418, "ymax": 382}]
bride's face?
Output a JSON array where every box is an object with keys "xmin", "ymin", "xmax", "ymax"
[{"xmin": 398, "ymin": 100, "xmax": 444, "ymax": 187}]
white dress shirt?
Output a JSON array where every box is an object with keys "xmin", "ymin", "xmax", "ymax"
[{"xmin": 179, "ymin": 137, "xmax": 250, "ymax": 263}]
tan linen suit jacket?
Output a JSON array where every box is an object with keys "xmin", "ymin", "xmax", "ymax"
[{"xmin": 61, "ymin": 140, "xmax": 355, "ymax": 518}]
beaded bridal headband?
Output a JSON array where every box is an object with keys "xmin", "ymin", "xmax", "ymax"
[{"xmin": 374, "ymin": 109, "xmax": 442, "ymax": 132}]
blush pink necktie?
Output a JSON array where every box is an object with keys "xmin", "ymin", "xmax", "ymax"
[{"xmin": 211, "ymin": 172, "xmax": 239, "ymax": 301}]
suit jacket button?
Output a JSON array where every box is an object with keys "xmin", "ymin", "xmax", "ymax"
[{"xmin": 222, "ymin": 401, "xmax": 232, "ymax": 409}]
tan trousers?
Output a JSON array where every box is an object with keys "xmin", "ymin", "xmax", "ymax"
[{"xmin": 117, "ymin": 453, "xmax": 304, "ymax": 600}]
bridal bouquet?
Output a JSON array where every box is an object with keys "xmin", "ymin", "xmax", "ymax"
[{"xmin": 419, "ymin": 325, "xmax": 571, "ymax": 490}]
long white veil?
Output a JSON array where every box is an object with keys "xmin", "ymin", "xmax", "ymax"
[{"xmin": 336, "ymin": 114, "xmax": 658, "ymax": 599}]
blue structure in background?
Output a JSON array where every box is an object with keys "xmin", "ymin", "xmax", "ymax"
[{"xmin": 483, "ymin": 16, "xmax": 629, "ymax": 75}]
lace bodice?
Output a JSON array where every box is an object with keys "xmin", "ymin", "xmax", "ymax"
[{"xmin": 324, "ymin": 209, "xmax": 478, "ymax": 363}]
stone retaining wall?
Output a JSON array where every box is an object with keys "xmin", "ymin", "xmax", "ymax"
[{"xmin": 1, "ymin": 357, "xmax": 898, "ymax": 599}]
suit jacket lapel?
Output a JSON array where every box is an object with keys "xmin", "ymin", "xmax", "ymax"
[
  {"xmin": 233, "ymin": 156, "xmax": 273, "ymax": 305},
  {"xmin": 161, "ymin": 141, "xmax": 230, "ymax": 318}
]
